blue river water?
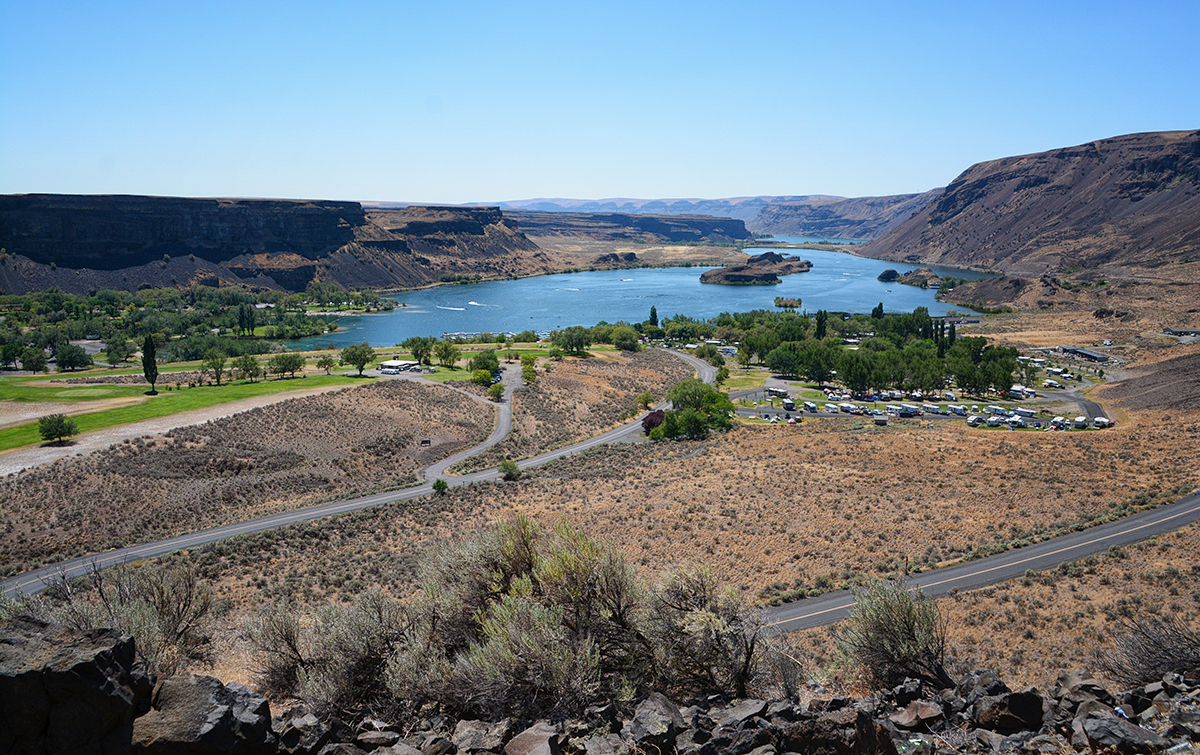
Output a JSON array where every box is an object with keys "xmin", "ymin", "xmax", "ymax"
[{"xmin": 291, "ymin": 242, "xmax": 988, "ymax": 349}]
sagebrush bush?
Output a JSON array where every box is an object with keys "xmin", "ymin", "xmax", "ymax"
[
  {"xmin": 1096, "ymin": 615, "xmax": 1200, "ymax": 687},
  {"xmin": 836, "ymin": 579, "xmax": 953, "ymax": 689}
]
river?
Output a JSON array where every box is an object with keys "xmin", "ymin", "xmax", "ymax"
[{"xmin": 290, "ymin": 243, "xmax": 989, "ymax": 349}]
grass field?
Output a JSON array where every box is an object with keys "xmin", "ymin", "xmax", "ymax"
[{"xmin": 0, "ymin": 373, "xmax": 357, "ymax": 451}]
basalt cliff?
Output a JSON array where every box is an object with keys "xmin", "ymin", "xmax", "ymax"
[{"xmin": 0, "ymin": 195, "xmax": 551, "ymax": 294}]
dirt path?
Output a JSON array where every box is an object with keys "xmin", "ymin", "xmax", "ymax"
[{"xmin": 0, "ymin": 383, "xmax": 352, "ymax": 478}]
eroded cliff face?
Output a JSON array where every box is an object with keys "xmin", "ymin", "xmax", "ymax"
[
  {"xmin": 0, "ymin": 197, "xmax": 552, "ymax": 294},
  {"xmin": 0, "ymin": 195, "xmax": 363, "ymax": 270},
  {"xmin": 862, "ymin": 130, "xmax": 1200, "ymax": 281},
  {"xmin": 747, "ymin": 190, "xmax": 943, "ymax": 240},
  {"xmin": 505, "ymin": 210, "xmax": 752, "ymax": 243}
]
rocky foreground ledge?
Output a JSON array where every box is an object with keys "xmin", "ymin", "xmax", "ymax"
[{"xmin": 4, "ymin": 616, "xmax": 1200, "ymax": 754}]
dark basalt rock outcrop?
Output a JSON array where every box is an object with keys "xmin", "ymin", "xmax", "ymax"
[
  {"xmin": 132, "ymin": 673, "xmax": 276, "ymax": 754},
  {"xmin": 0, "ymin": 615, "xmax": 153, "ymax": 755},
  {"xmin": 876, "ymin": 268, "xmax": 901, "ymax": 282},
  {"xmin": 591, "ymin": 252, "xmax": 640, "ymax": 267},
  {"xmin": 700, "ymin": 251, "xmax": 812, "ymax": 285}
]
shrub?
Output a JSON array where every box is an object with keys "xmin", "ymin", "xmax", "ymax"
[
  {"xmin": 432, "ymin": 478, "xmax": 449, "ymax": 494},
  {"xmin": 499, "ymin": 458, "xmax": 521, "ymax": 481},
  {"xmin": 1096, "ymin": 615, "xmax": 1200, "ymax": 687},
  {"xmin": 473, "ymin": 369, "xmax": 494, "ymax": 386},
  {"xmin": 487, "ymin": 382, "xmax": 504, "ymax": 401},
  {"xmin": 835, "ymin": 579, "xmax": 953, "ymax": 689},
  {"xmin": 38, "ymin": 413, "xmax": 79, "ymax": 443}
]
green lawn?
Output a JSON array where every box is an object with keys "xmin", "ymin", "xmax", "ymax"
[
  {"xmin": 0, "ymin": 373, "xmax": 356, "ymax": 452},
  {"xmin": 721, "ymin": 369, "xmax": 767, "ymax": 392}
]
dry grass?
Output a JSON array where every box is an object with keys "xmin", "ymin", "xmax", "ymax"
[
  {"xmin": 449, "ymin": 348, "xmax": 694, "ymax": 472},
  {"xmin": 0, "ymin": 380, "xmax": 495, "ymax": 575}
]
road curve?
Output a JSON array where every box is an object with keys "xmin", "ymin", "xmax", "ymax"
[
  {"xmin": 1, "ymin": 349, "xmax": 710, "ymax": 598},
  {"xmin": 764, "ymin": 487, "xmax": 1200, "ymax": 633}
]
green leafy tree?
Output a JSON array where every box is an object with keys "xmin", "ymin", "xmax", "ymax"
[
  {"xmin": 55, "ymin": 343, "xmax": 92, "ymax": 371},
  {"xmin": 435, "ymin": 340, "xmax": 462, "ymax": 368},
  {"xmin": 468, "ymin": 349, "xmax": 500, "ymax": 375},
  {"xmin": 236, "ymin": 302, "xmax": 257, "ymax": 336},
  {"xmin": 765, "ymin": 342, "xmax": 804, "ymax": 378},
  {"xmin": 432, "ymin": 478, "xmax": 449, "ymax": 494},
  {"xmin": 269, "ymin": 352, "xmax": 305, "ymax": 378},
  {"xmin": 814, "ymin": 309, "xmax": 829, "ymax": 340},
  {"xmin": 105, "ymin": 338, "xmax": 131, "ymax": 365},
  {"xmin": 552, "ymin": 325, "xmax": 591, "ymax": 356},
  {"xmin": 201, "ymin": 348, "xmax": 227, "ymax": 385},
  {"xmin": 636, "ymin": 391, "xmax": 654, "ymax": 409},
  {"xmin": 402, "ymin": 336, "xmax": 435, "ymax": 365},
  {"xmin": 801, "ymin": 339, "xmax": 839, "ymax": 387},
  {"xmin": 649, "ymin": 305, "xmax": 659, "ymax": 327},
  {"xmin": 38, "ymin": 413, "xmax": 79, "ymax": 443},
  {"xmin": 340, "ymin": 342, "xmax": 376, "ymax": 376},
  {"xmin": 488, "ymin": 382, "xmax": 504, "ymax": 401},
  {"xmin": 611, "ymin": 325, "xmax": 641, "ymax": 352},
  {"xmin": 513, "ymin": 330, "xmax": 538, "ymax": 343},
  {"xmin": 233, "ymin": 354, "xmax": 262, "ymax": 382},
  {"xmin": 472, "ymin": 369, "xmax": 494, "ymax": 386},
  {"xmin": 316, "ymin": 354, "xmax": 337, "ymax": 374},
  {"xmin": 141, "ymin": 335, "xmax": 158, "ymax": 394},
  {"xmin": 2, "ymin": 343, "xmax": 23, "ymax": 369}
]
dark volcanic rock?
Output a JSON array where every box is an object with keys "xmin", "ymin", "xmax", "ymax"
[
  {"xmin": 131, "ymin": 673, "xmax": 275, "ymax": 754},
  {"xmin": 0, "ymin": 615, "xmax": 154, "ymax": 755},
  {"xmin": 876, "ymin": 268, "xmax": 901, "ymax": 282},
  {"xmin": 506, "ymin": 211, "xmax": 752, "ymax": 244},
  {"xmin": 621, "ymin": 692, "xmax": 685, "ymax": 752}
]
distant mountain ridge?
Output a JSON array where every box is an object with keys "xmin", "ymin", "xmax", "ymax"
[
  {"xmin": 481, "ymin": 193, "xmax": 942, "ymax": 239},
  {"xmin": 863, "ymin": 130, "xmax": 1200, "ymax": 280}
]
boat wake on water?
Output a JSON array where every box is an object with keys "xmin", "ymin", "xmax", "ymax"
[{"xmin": 436, "ymin": 305, "xmax": 467, "ymax": 311}]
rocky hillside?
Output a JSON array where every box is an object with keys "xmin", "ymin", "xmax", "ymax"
[
  {"xmin": 490, "ymin": 196, "xmax": 792, "ymax": 223},
  {"xmin": 747, "ymin": 190, "xmax": 943, "ymax": 239},
  {"xmin": 0, "ymin": 195, "xmax": 552, "ymax": 294},
  {"xmin": 505, "ymin": 210, "xmax": 752, "ymax": 244},
  {"xmin": 700, "ymin": 251, "xmax": 812, "ymax": 285},
  {"xmin": 862, "ymin": 130, "xmax": 1200, "ymax": 280}
]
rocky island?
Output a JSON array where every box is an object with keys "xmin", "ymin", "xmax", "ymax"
[{"xmin": 699, "ymin": 251, "xmax": 812, "ymax": 285}]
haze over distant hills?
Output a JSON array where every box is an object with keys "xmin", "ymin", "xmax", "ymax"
[{"xmin": 482, "ymin": 193, "xmax": 943, "ymax": 240}]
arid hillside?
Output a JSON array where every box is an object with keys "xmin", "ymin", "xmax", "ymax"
[
  {"xmin": 863, "ymin": 130, "xmax": 1200, "ymax": 281},
  {"xmin": 504, "ymin": 210, "xmax": 752, "ymax": 244},
  {"xmin": 747, "ymin": 190, "xmax": 944, "ymax": 239}
]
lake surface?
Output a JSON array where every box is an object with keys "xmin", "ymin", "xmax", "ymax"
[{"xmin": 291, "ymin": 245, "xmax": 989, "ymax": 350}]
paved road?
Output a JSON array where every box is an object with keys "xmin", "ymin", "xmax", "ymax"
[
  {"xmin": 1, "ymin": 349, "xmax": 712, "ymax": 598},
  {"xmin": 764, "ymin": 486, "xmax": 1200, "ymax": 632}
]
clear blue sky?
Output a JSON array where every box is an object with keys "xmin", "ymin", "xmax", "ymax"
[{"xmin": 3, "ymin": 1, "xmax": 1197, "ymax": 204}]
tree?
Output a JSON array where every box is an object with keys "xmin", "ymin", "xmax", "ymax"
[
  {"xmin": 201, "ymin": 348, "xmax": 227, "ymax": 385},
  {"xmin": 814, "ymin": 310, "xmax": 829, "ymax": 340},
  {"xmin": 142, "ymin": 335, "xmax": 159, "ymax": 394},
  {"xmin": 611, "ymin": 326, "xmax": 640, "ymax": 352},
  {"xmin": 552, "ymin": 325, "xmax": 591, "ymax": 356},
  {"xmin": 269, "ymin": 352, "xmax": 305, "ymax": 378},
  {"xmin": 1, "ymin": 343, "xmax": 23, "ymax": 369},
  {"xmin": 55, "ymin": 343, "xmax": 92, "ymax": 371},
  {"xmin": 316, "ymin": 354, "xmax": 337, "ymax": 374},
  {"xmin": 649, "ymin": 305, "xmax": 659, "ymax": 327},
  {"xmin": 402, "ymin": 336, "xmax": 435, "ymax": 365},
  {"xmin": 801, "ymin": 339, "xmax": 839, "ymax": 387},
  {"xmin": 836, "ymin": 579, "xmax": 953, "ymax": 690},
  {"xmin": 871, "ymin": 302, "xmax": 884, "ymax": 320},
  {"xmin": 340, "ymin": 342, "xmax": 376, "ymax": 376},
  {"xmin": 105, "ymin": 338, "xmax": 131, "ymax": 365},
  {"xmin": 468, "ymin": 350, "xmax": 499, "ymax": 375},
  {"xmin": 435, "ymin": 340, "xmax": 462, "ymax": 368},
  {"xmin": 487, "ymin": 382, "xmax": 504, "ymax": 401},
  {"xmin": 236, "ymin": 302, "xmax": 257, "ymax": 336},
  {"xmin": 472, "ymin": 369, "xmax": 494, "ymax": 386},
  {"xmin": 21, "ymin": 347, "xmax": 47, "ymax": 373},
  {"xmin": 636, "ymin": 391, "xmax": 654, "ymax": 409},
  {"xmin": 233, "ymin": 354, "xmax": 262, "ymax": 382},
  {"xmin": 38, "ymin": 413, "xmax": 79, "ymax": 443},
  {"xmin": 499, "ymin": 459, "xmax": 521, "ymax": 481},
  {"xmin": 432, "ymin": 478, "xmax": 449, "ymax": 495},
  {"xmin": 765, "ymin": 342, "xmax": 804, "ymax": 378}
]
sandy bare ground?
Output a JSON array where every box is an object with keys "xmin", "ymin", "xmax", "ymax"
[{"xmin": 0, "ymin": 383, "xmax": 352, "ymax": 478}]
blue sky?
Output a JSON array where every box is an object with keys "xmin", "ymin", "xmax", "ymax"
[{"xmin": 2, "ymin": 1, "xmax": 1197, "ymax": 204}]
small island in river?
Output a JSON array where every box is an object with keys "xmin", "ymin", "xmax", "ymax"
[{"xmin": 699, "ymin": 251, "xmax": 812, "ymax": 285}]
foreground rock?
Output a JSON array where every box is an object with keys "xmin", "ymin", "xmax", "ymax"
[
  {"xmin": 132, "ymin": 673, "xmax": 276, "ymax": 754},
  {"xmin": 0, "ymin": 615, "xmax": 153, "ymax": 755}
]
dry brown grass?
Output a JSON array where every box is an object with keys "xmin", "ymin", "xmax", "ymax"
[
  {"xmin": 449, "ymin": 348, "xmax": 694, "ymax": 472},
  {"xmin": 0, "ymin": 380, "xmax": 495, "ymax": 575}
]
